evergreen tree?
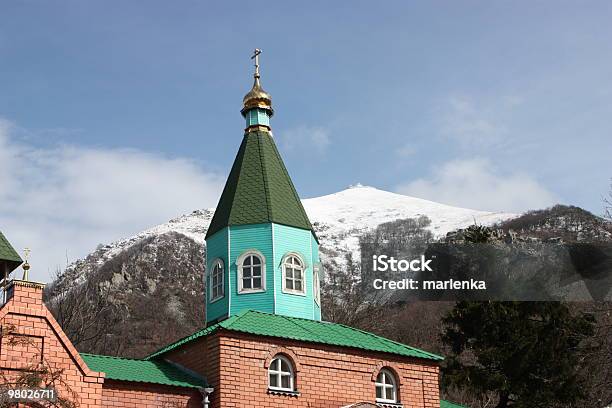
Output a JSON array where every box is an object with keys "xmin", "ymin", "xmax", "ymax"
[
  {"xmin": 441, "ymin": 302, "xmax": 595, "ymax": 408},
  {"xmin": 463, "ymin": 224, "xmax": 493, "ymax": 243}
]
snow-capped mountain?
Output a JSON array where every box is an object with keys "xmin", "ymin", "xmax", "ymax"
[
  {"xmin": 53, "ymin": 185, "xmax": 515, "ymax": 291},
  {"xmin": 303, "ymin": 184, "xmax": 515, "ymax": 260}
]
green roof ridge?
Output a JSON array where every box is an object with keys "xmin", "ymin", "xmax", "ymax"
[
  {"xmin": 332, "ymin": 321, "xmax": 445, "ymax": 361},
  {"xmin": 205, "ymin": 131, "xmax": 316, "ymax": 240},
  {"xmin": 256, "ymin": 133, "xmax": 272, "ymax": 221},
  {"xmin": 146, "ymin": 310, "xmax": 443, "ymax": 362},
  {"xmin": 222, "ymin": 308, "xmax": 252, "ymax": 327},
  {"xmin": 145, "ymin": 323, "xmax": 221, "ymax": 360},
  {"xmin": 145, "ymin": 311, "xmax": 249, "ymax": 360},
  {"xmin": 81, "ymin": 353, "xmax": 205, "ymax": 389}
]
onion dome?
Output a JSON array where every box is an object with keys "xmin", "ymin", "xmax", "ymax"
[{"xmin": 241, "ymin": 49, "xmax": 274, "ymax": 118}]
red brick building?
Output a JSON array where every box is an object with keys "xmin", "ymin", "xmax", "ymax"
[
  {"xmin": 1, "ymin": 53, "xmax": 465, "ymax": 408},
  {"xmin": 1, "ymin": 278, "xmax": 454, "ymax": 408}
]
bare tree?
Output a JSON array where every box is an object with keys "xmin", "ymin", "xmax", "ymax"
[
  {"xmin": 0, "ymin": 324, "xmax": 79, "ymax": 408},
  {"xmin": 44, "ymin": 271, "xmax": 121, "ymax": 353},
  {"xmin": 321, "ymin": 252, "xmax": 393, "ymax": 333},
  {"xmin": 576, "ymin": 302, "xmax": 612, "ymax": 408}
]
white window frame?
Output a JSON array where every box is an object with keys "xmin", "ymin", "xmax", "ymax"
[
  {"xmin": 375, "ymin": 368, "xmax": 398, "ymax": 403},
  {"xmin": 313, "ymin": 264, "xmax": 321, "ymax": 305},
  {"xmin": 237, "ymin": 250, "xmax": 266, "ymax": 293},
  {"xmin": 281, "ymin": 253, "xmax": 306, "ymax": 296},
  {"xmin": 209, "ymin": 258, "xmax": 225, "ymax": 302},
  {"xmin": 268, "ymin": 355, "xmax": 295, "ymax": 392}
]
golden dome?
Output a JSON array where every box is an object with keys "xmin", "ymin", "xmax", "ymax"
[
  {"xmin": 242, "ymin": 76, "xmax": 273, "ymax": 115},
  {"xmin": 241, "ymin": 49, "xmax": 274, "ymax": 117}
]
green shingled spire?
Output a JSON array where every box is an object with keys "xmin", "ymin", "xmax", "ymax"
[
  {"xmin": 0, "ymin": 230, "xmax": 22, "ymax": 273},
  {"xmin": 205, "ymin": 130, "xmax": 314, "ymax": 239}
]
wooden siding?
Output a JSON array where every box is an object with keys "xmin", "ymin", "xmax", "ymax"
[
  {"xmin": 206, "ymin": 227, "xmax": 229, "ymax": 323},
  {"xmin": 273, "ymin": 224, "xmax": 319, "ymax": 320},
  {"xmin": 205, "ymin": 222, "xmax": 322, "ymax": 323},
  {"xmin": 229, "ymin": 224, "xmax": 274, "ymax": 315}
]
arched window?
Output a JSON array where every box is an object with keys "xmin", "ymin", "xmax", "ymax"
[
  {"xmin": 237, "ymin": 251, "xmax": 265, "ymax": 293},
  {"xmin": 268, "ymin": 355, "xmax": 295, "ymax": 391},
  {"xmin": 375, "ymin": 369, "xmax": 398, "ymax": 403},
  {"xmin": 210, "ymin": 259, "xmax": 224, "ymax": 301},
  {"xmin": 282, "ymin": 254, "xmax": 305, "ymax": 295}
]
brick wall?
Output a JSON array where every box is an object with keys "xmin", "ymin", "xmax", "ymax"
[
  {"xmin": 0, "ymin": 280, "xmax": 203, "ymax": 408},
  {"xmin": 0, "ymin": 280, "xmax": 105, "ymax": 408},
  {"xmin": 164, "ymin": 332, "xmax": 221, "ymax": 398},
  {"xmin": 1, "ymin": 279, "xmax": 441, "ymax": 408},
  {"xmin": 165, "ymin": 330, "xmax": 440, "ymax": 408},
  {"xmin": 101, "ymin": 380, "xmax": 201, "ymax": 408}
]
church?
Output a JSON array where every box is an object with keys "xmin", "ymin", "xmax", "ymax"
[{"xmin": 0, "ymin": 51, "xmax": 464, "ymax": 408}]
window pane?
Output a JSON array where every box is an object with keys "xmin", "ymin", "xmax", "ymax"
[
  {"xmin": 252, "ymin": 266, "xmax": 261, "ymax": 276},
  {"xmin": 386, "ymin": 387, "xmax": 394, "ymax": 401},
  {"xmin": 243, "ymin": 267, "xmax": 252, "ymax": 278},
  {"xmin": 243, "ymin": 278, "xmax": 252, "ymax": 289},
  {"xmin": 295, "ymin": 280, "xmax": 302, "ymax": 291},
  {"xmin": 270, "ymin": 374, "xmax": 278, "ymax": 387},
  {"xmin": 253, "ymin": 278, "xmax": 262, "ymax": 288},
  {"xmin": 376, "ymin": 386, "xmax": 382, "ymax": 399},
  {"xmin": 295, "ymin": 270, "xmax": 302, "ymax": 280},
  {"xmin": 271, "ymin": 359, "xmax": 279, "ymax": 370},
  {"xmin": 281, "ymin": 374, "xmax": 290, "ymax": 389},
  {"xmin": 286, "ymin": 278, "xmax": 293, "ymax": 290},
  {"xmin": 280, "ymin": 359, "xmax": 290, "ymax": 372},
  {"xmin": 244, "ymin": 256, "xmax": 251, "ymax": 266},
  {"xmin": 252, "ymin": 256, "xmax": 261, "ymax": 266},
  {"xmin": 286, "ymin": 268, "xmax": 294, "ymax": 279}
]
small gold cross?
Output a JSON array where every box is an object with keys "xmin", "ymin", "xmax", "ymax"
[{"xmin": 251, "ymin": 49, "xmax": 262, "ymax": 76}]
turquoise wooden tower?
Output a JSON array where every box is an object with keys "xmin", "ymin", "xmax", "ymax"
[{"xmin": 205, "ymin": 50, "xmax": 322, "ymax": 324}]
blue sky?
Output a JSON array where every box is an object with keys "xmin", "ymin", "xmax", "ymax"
[{"xmin": 1, "ymin": 1, "xmax": 611, "ymax": 279}]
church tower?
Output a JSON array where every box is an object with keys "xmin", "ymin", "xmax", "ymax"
[{"xmin": 205, "ymin": 50, "xmax": 322, "ymax": 324}]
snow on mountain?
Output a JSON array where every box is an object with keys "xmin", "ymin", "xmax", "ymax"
[
  {"xmin": 59, "ymin": 186, "xmax": 516, "ymax": 286},
  {"xmin": 302, "ymin": 185, "xmax": 516, "ymax": 259}
]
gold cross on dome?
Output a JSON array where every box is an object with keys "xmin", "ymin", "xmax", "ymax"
[{"xmin": 251, "ymin": 48, "xmax": 262, "ymax": 76}]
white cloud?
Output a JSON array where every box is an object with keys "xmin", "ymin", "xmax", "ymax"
[
  {"xmin": 0, "ymin": 120, "xmax": 223, "ymax": 282},
  {"xmin": 278, "ymin": 125, "xmax": 330, "ymax": 154},
  {"xmin": 438, "ymin": 95, "xmax": 519, "ymax": 147},
  {"xmin": 396, "ymin": 158, "xmax": 557, "ymax": 213}
]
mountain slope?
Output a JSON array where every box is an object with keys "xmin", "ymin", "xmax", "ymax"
[
  {"xmin": 52, "ymin": 186, "xmax": 514, "ymax": 292},
  {"xmin": 303, "ymin": 184, "xmax": 514, "ymax": 262},
  {"xmin": 46, "ymin": 186, "xmax": 516, "ymax": 357}
]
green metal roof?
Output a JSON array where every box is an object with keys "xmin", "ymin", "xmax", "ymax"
[
  {"xmin": 441, "ymin": 400, "xmax": 468, "ymax": 408},
  {"xmin": 81, "ymin": 353, "xmax": 205, "ymax": 389},
  {"xmin": 205, "ymin": 130, "xmax": 315, "ymax": 240},
  {"xmin": 0, "ymin": 231, "xmax": 22, "ymax": 273},
  {"xmin": 147, "ymin": 310, "xmax": 443, "ymax": 362}
]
